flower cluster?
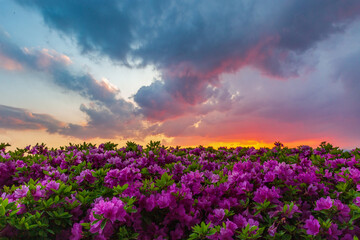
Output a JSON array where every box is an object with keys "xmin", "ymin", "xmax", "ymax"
[{"xmin": 0, "ymin": 141, "xmax": 360, "ymax": 239}]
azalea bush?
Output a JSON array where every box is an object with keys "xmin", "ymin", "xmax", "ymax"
[{"xmin": 1, "ymin": 141, "xmax": 360, "ymax": 239}]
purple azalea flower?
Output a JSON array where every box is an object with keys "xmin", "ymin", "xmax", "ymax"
[
  {"xmin": 333, "ymin": 199, "xmax": 350, "ymax": 221},
  {"xmin": 16, "ymin": 203, "xmax": 26, "ymax": 215},
  {"xmin": 145, "ymin": 194, "xmax": 156, "ymax": 212},
  {"xmin": 307, "ymin": 184, "xmax": 318, "ymax": 196},
  {"xmin": 91, "ymin": 197, "xmax": 127, "ymax": 223},
  {"xmin": 268, "ymin": 223, "xmax": 277, "ymax": 236},
  {"xmin": 233, "ymin": 214, "xmax": 247, "ymax": 228},
  {"xmin": 253, "ymin": 186, "xmax": 281, "ymax": 204},
  {"xmin": 247, "ymin": 219, "xmax": 259, "ymax": 232},
  {"xmin": 354, "ymin": 197, "xmax": 360, "ymax": 207},
  {"xmin": 181, "ymin": 170, "xmax": 204, "ymax": 194},
  {"xmin": 324, "ymin": 169, "xmax": 332, "ymax": 178},
  {"xmin": 75, "ymin": 169, "xmax": 96, "ymax": 184},
  {"xmin": 342, "ymin": 234, "xmax": 354, "ymax": 240},
  {"xmin": 46, "ymin": 180, "xmax": 60, "ymax": 191},
  {"xmin": 328, "ymin": 223, "xmax": 342, "ymax": 239},
  {"xmin": 283, "ymin": 203, "xmax": 301, "ymax": 218},
  {"xmin": 304, "ymin": 215, "xmax": 320, "ymax": 236},
  {"xmin": 212, "ymin": 209, "xmax": 225, "ymax": 223},
  {"xmin": 14, "ymin": 185, "xmax": 29, "ymax": 199},
  {"xmin": 69, "ymin": 223, "xmax": 82, "ymax": 240},
  {"xmin": 314, "ymin": 196, "xmax": 333, "ymax": 211},
  {"xmin": 157, "ymin": 192, "xmax": 172, "ymax": 209},
  {"xmin": 219, "ymin": 220, "xmax": 237, "ymax": 240},
  {"xmin": 264, "ymin": 171, "xmax": 276, "ymax": 182},
  {"xmin": 170, "ymin": 224, "xmax": 184, "ymax": 240},
  {"xmin": 32, "ymin": 185, "xmax": 46, "ymax": 200},
  {"xmin": 208, "ymin": 209, "xmax": 226, "ymax": 226}
]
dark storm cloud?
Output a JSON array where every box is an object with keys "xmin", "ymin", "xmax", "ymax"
[
  {"xmin": 336, "ymin": 50, "xmax": 360, "ymax": 102},
  {"xmin": 14, "ymin": 0, "xmax": 360, "ymax": 120}
]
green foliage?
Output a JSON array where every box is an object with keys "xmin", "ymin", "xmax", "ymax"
[
  {"xmin": 155, "ymin": 172, "xmax": 174, "ymax": 189},
  {"xmin": 0, "ymin": 143, "xmax": 11, "ymax": 151},
  {"xmin": 236, "ymin": 223, "xmax": 264, "ymax": 239},
  {"xmin": 117, "ymin": 226, "xmax": 139, "ymax": 239},
  {"xmin": 126, "ymin": 141, "xmax": 138, "ymax": 152},
  {"xmin": 188, "ymin": 222, "xmax": 217, "ymax": 240},
  {"xmin": 254, "ymin": 200, "xmax": 277, "ymax": 216}
]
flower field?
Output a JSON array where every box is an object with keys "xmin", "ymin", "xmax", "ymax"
[{"xmin": 1, "ymin": 141, "xmax": 360, "ymax": 239}]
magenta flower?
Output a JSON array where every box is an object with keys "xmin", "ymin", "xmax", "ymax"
[
  {"xmin": 46, "ymin": 180, "xmax": 60, "ymax": 191},
  {"xmin": 304, "ymin": 215, "xmax": 320, "ymax": 235},
  {"xmin": 157, "ymin": 192, "xmax": 172, "ymax": 209},
  {"xmin": 253, "ymin": 186, "xmax": 281, "ymax": 204},
  {"xmin": 314, "ymin": 196, "xmax": 333, "ymax": 211},
  {"xmin": 91, "ymin": 197, "xmax": 127, "ymax": 223},
  {"xmin": 268, "ymin": 223, "xmax": 277, "ymax": 236},
  {"xmin": 283, "ymin": 203, "xmax": 301, "ymax": 218},
  {"xmin": 233, "ymin": 214, "xmax": 247, "ymax": 228},
  {"xmin": 207, "ymin": 208, "xmax": 226, "ymax": 226},
  {"xmin": 247, "ymin": 219, "xmax": 259, "ymax": 232},
  {"xmin": 328, "ymin": 223, "xmax": 342, "ymax": 238},
  {"xmin": 69, "ymin": 223, "xmax": 82, "ymax": 240},
  {"xmin": 145, "ymin": 194, "xmax": 156, "ymax": 212},
  {"xmin": 89, "ymin": 197, "xmax": 127, "ymax": 235},
  {"xmin": 219, "ymin": 220, "xmax": 237, "ymax": 240},
  {"xmin": 16, "ymin": 203, "xmax": 26, "ymax": 215},
  {"xmin": 14, "ymin": 185, "xmax": 29, "ymax": 199},
  {"xmin": 354, "ymin": 197, "xmax": 360, "ymax": 207},
  {"xmin": 170, "ymin": 224, "xmax": 184, "ymax": 240},
  {"xmin": 32, "ymin": 185, "xmax": 46, "ymax": 201},
  {"xmin": 264, "ymin": 171, "xmax": 276, "ymax": 182},
  {"xmin": 333, "ymin": 199, "xmax": 350, "ymax": 221},
  {"xmin": 214, "ymin": 208, "xmax": 225, "ymax": 218},
  {"xmin": 75, "ymin": 169, "xmax": 96, "ymax": 184}
]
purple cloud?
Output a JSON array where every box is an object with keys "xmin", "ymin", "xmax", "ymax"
[{"xmin": 13, "ymin": 0, "xmax": 360, "ymax": 121}]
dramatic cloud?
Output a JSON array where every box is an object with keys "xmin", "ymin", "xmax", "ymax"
[
  {"xmin": 145, "ymin": 50, "xmax": 360, "ymax": 147},
  {"xmin": 0, "ymin": 104, "xmax": 65, "ymax": 133},
  {"xmin": 2, "ymin": 1, "xmax": 360, "ymax": 148},
  {"xmin": 0, "ymin": 31, "xmax": 144, "ymax": 139},
  {"xmin": 335, "ymin": 50, "xmax": 360, "ymax": 105},
  {"xmin": 14, "ymin": 0, "xmax": 360, "ymax": 120}
]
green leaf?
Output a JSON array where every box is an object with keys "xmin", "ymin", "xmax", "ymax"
[
  {"xmin": 64, "ymin": 185, "xmax": 72, "ymax": 193},
  {"xmin": 283, "ymin": 204, "xmax": 288, "ymax": 213},
  {"xmin": 101, "ymin": 219, "xmax": 107, "ymax": 230},
  {"xmin": 46, "ymin": 228, "xmax": 55, "ymax": 235},
  {"xmin": 0, "ymin": 206, "xmax": 5, "ymax": 217},
  {"xmin": 250, "ymin": 225, "xmax": 258, "ymax": 232},
  {"xmin": 2, "ymin": 198, "xmax": 8, "ymax": 208},
  {"xmin": 9, "ymin": 209, "xmax": 20, "ymax": 216},
  {"xmin": 93, "ymin": 213, "xmax": 102, "ymax": 220}
]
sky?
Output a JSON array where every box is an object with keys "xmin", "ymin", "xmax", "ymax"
[{"xmin": 1, "ymin": 0, "xmax": 360, "ymax": 150}]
